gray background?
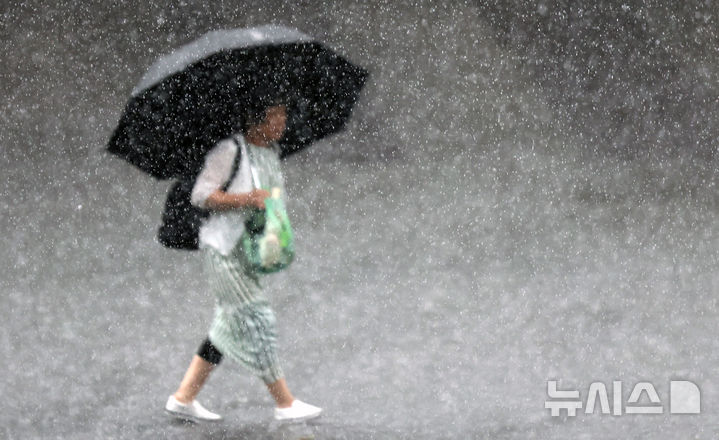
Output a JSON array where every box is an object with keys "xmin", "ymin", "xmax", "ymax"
[{"xmin": 2, "ymin": 1, "xmax": 718, "ymax": 438}]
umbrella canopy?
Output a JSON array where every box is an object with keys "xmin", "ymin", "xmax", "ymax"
[{"xmin": 108, "ymin": 25, "xmax": 368, "ymax": 179}]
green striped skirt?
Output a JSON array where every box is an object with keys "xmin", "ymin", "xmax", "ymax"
[{"xmin": 205, "ymin": 246, "xmax": 284, "ymax": 385}]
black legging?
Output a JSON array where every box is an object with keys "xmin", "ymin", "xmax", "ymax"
[{"xmin": 197, "ymin": 337, "xmax": 223, "ymax": 365}]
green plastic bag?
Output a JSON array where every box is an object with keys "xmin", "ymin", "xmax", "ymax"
[{"xmin": 241, "ymin": 187, "xmax": 294, "ymax": 273}]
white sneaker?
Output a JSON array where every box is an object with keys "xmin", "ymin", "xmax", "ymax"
[
  {"xmin": 165, "ymin": 395, "xmax": 222, "ymax": 422},
  {"xmin": 274, "ymin": 399, "xmax": 322, "ymax": 422}
]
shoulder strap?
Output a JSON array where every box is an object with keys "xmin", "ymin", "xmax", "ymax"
[
  {"xmin": 233, "ymin": 134, "xmax": 261, "ymax": 189},
  {"xmin": 220, "ymin": 139, "xmax": 242, "ymax": 192}
]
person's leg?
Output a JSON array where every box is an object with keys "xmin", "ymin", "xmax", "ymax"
[
  {"xmin": 268, "ymin": 377, "xmax": 322, "ymax": 421},
  {"xmin": 266, "ymin": 378, "xmax": 294, "ymax": 408},
  {"xmin": 173, "ymin": 338, "xmax": 223, "ymax": 403},
  {"xmin": 174, "ymin": 355, "xmax": 216, "ymax": 403},
  {"xmin": 264, "ymin": 375, "xmax": 322, "ymax": 421},
  {"xmin": 165, "ymin": 339, "xmax": 223, "ymax": 421}
]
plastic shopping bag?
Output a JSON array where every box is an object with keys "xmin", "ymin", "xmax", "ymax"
[{"xmin": 240, "ymin": 187, "xmax": 294, "ymax": 273}]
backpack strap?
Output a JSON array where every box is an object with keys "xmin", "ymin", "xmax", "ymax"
[{"xmin": 220, "ymin": 138, "xmax": 243, "ymax": 192}]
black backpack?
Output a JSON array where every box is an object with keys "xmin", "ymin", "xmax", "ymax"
[{"xmin": 157, "ymin": 145, "xmax": 242, "ymax": 250}]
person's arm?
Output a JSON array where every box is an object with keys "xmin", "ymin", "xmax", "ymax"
[
  {"xmin": 205, "ymin": 188, "xmax": 270, "ymax": 211},
  {"xmin": 191, "ymin": 140, "xmax": 270, "ymax": 211}
]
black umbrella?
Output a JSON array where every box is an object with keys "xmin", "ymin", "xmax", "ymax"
[{"xmin": 108, "ymin": 25, "xmax": 368, "ymax": 179}]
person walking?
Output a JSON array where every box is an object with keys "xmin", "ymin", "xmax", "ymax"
[
  {"xmin": 164, "ymin": 101, "xmax": 322, "ymax": 423},
  {"xmin": 107, "ymin": 25, "xmax": 366, "ymax": 425}
]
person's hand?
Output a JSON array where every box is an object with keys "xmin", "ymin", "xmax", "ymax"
[{"xmin": 247, "ymin": 189, "xmax": 271, "ymax": 209}]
